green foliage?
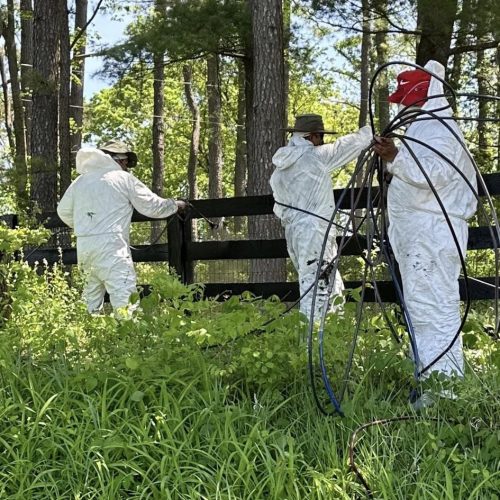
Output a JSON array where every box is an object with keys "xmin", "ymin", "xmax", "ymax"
[
  {"xmin": 84, "ymin": 63, "xmax": 194, "ymax": 199},
  {"xmin": 0, "ymin": 260, "xmax": 498, "ymax": 497},
  {"xmin": 131, "ymin": 0, "xmax": 249, "ymax": 59}
]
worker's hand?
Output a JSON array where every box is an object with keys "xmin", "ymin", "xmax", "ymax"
[
  {"xmin": 176, "ymin": 200, "xmax": 188, "ymax": 213},
  {"xmin": 373, "ymin": 136, "xmax": 398, "ymax": 163}
]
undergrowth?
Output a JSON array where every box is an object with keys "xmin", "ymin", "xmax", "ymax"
[{"xmin": 0, "ymin": 226, "xmax": 498, "ymax": 499}]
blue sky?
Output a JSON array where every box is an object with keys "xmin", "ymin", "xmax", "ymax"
[{"xmin": 83, "ymin": 10, "xmax": 132, "ymax": 98}]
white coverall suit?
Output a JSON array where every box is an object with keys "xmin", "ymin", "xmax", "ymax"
[
  {"xmin": 57, "ymin": 148, "xmax": 178, "ymax": 312},
  {"xmin": 270, "ymin": 126, "xmax": 372, "ymax": 320},
  {"xmin": 387, "ymin": 61, "xmax": 477, "ymax": 377}
]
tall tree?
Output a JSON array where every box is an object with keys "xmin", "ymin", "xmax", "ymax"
[
  {"xmin": 449, "ymin": 0, "xmax": 474, "ymax": 88},
  {"xmin": 416, "ymin": 0, "xmax": 458, "ymax": 65},
  {"xmin": 151, "ymin": 0, "xmax": 167, "ymax": 241},
  {"xmin": 247, "ymin": 0, "xmax": 286, "ymax": 282},
  {"xmin": 70, "ymin": 0, "xmax": 88, "ymax": 166},
  {"xmin": 30, "ymin": 0, "xmax": 60, "ymax": 213},
  {"xmin": 358, "ymin": 0, "xmax": 371, "ymax": 128},
  {"xmin": 373, "ymin": 0, "xmax": 389, "ymax": 130},
  {"xmin": 3, "ymin": 0, "xmax": 28, "ymax": 205},
  {"xmin": 207, "ymin": 53, "xmax": 223, "ymax": 201},
  {"xmin": 0, "ymin": 46, "xmax": 14, "ymax": 152},
  {"xmin": 20, "ymin": 0, "xmax": 33, "ymax": 155},
  {"xmin": 59, "ymin": 0, "xmax": 72, "ymax": 196},
  {"xmin": 183, "ymin": 64, "xmax": 200, "ymax": 201},
  {"xmin": 234, "ymin": 59, "xmax": 247, "ymax": 232}
]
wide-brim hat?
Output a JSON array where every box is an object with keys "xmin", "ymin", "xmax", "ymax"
[
  {"xmin": 99, "ymin": 140, "xmax": 138, "ymax": 168},
  {"xmin": 284, "ymin": 113, "xmax": 337, "ymax": 134}
]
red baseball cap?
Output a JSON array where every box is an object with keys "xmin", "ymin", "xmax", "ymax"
[{"xmin": 388, "ymin": 68, "xmax": 431, "ymax": 107}]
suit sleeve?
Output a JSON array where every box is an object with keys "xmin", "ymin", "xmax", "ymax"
[
  {"xmin": 316, "ymin": 125, "xmax": 372, "ymax": 172},
  {"xmin": 127, "ymin": 175, "xmax": 178, "ymax": 218}
]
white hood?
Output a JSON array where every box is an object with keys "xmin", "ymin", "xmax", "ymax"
[
  {"xmin": 76, "ymin": 147, "xmax": 121, "ymax": 174},
  {"xmin": 422, "ymin": 60, "xmax": 452, "ymax": 118},
  {"xmin": 272, "ymin": 146, "xmax": 311, "ymax": 170},
  {"xmin": 272, "ymin": 135, "xmax": 313, "ymax": 170}
]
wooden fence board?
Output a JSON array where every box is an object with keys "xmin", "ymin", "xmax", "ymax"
[
  {"xmin": 12, "ymin": 171, "xmax": 499, "ymax": 304},
  {"xmin": 202, "ymin": 276, "xmax": 498, "ymax": 302}
]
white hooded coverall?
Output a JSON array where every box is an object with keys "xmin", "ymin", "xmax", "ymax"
[
  {"xmin": 57, "ymin": 148, "xmax": 178, "ymax": 312},
  {"xmin": 387, "ymin": 60, "xmax": 477, "ymax": 378},
  {"xmin": 270, "ymin": 126, "xmax": 372, "ymax": 320}
]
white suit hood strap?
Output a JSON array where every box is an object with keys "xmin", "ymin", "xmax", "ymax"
[{"xmin": 76, "ymin": 147, "xmax": 122, "ymax": 174}]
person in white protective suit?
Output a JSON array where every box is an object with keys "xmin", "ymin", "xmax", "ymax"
[
  {"xmin": 57, "ymin": 141, "xmax": 186, "ymax": 314},
  {"xmin": 374, "ymin": 60, "xmax": 478, "ymax": 408},
  {"xmin": 270, "ymin": 114, "xmax": 372, "ymax": 320}
]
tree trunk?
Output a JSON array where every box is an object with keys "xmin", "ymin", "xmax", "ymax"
[
  {"xmin": 358, "ymin": 0, "xmax": 370, "ymax": 129},
  {"xmin": 0, "ymin": 49, "xmax": 14, "ymax": 152},
  {"xmin": 247, "ymin": 0, "xmax": 286, "ymax": 282},
  {"xmin": 183, "ymin": 64, "xmax": 200, "ymax": 201},
  {"xmin": 416, "ymin": 0, "xmax": 458, "ymax": 66},
  {"xmin": 183, "ymin": 63, "xmax": 200, "ymax": 242},
  {"xmin": 355, "ymin": 0, "xmax": 371, "ymax": 224},
  {"xmin": 448, "ymin": 0, "xmax": 473, "ymax": 89},
  {"xmin": 70, "ymin": 0, "xmax": 87, "ymax": 166},
  {"xmin": 206, "ymin": 53, "xmax": 224, "ymax": 282},
  {"xmin": 234, "ymin": 59, "xmax": 247, "ymax": 233},
  {"xmin": 59, "ymin": 0, "xmax": 72, "ymax": 196},
  {"xmin": 151, "ymin": 0, "xmax": 166, "ymax": 242},
  {"xmin": 31, "ymin": 0, "xmax": 60, "ymax": 214},
  {"xmin": 475, "ymin": 46, "xmax": 494, "ymax": 173},
  {"xmin": 20, "ymin": 0, "xmax": 33, "ymax": 155},
  {"xmin": 5, "ymin": 0, "xmax": 28, "ymax": 206},
  {"xmin": 283, "ymin": 0, "xmax": 291, "ymax": 119},
  {"xmin": 207, "ymin": 53, "xmax": 223, "ymax": 201},
  {"xmin": 374, "ymin": 0, "xmax": 389, "ymax": 131}
]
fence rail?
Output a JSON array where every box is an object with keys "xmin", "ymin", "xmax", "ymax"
[{"xmin": 2, "ymin": 172, "xmax": 499, "ymax": 303}]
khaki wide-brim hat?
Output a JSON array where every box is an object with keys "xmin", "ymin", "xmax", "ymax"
[
  {"xmin": 99, "ymin": 140, "xmax": 138, "ymax": 168},
  {"xmin": 284, "ymin": 113, "xmax": 337, "ymax": 134}
]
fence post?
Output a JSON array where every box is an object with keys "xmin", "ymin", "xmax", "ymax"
[
  {"xmin": 182, "ymin": 213, "xmax": 194, "ymax": 284},
  {"xmin": 0, "ymin": 214, "xmax": 18, "ymax": 229},
  {"xmin": 167, "ymin": 214, "xmax": 184, "ymax": 281},
  {"xmin": 167, "ymin": 213, "xmax": 194, "ymax": 284}
]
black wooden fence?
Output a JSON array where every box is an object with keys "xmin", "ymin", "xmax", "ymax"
[{"xmin": 2, "ymin": 172, "xmax": 499, "ymax": 302}]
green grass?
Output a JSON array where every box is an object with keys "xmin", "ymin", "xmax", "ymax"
[{"xmin": 0, "ymin": 262, "xmax": 498, "ymax": 499}]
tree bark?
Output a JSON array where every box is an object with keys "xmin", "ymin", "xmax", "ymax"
[
  {"xmin": 448, "ymin": 0, "xmax": 473, "ymax": 89},
  {"xmin": 183, "ymin": 63, "xmax": 200, "ymax": 241},
  {"xmin": 247, "ymin": 0, "xmax": 286, "ymax": 282},
  {"xmin": 355, "ymin": 0, "xmax": 371, "ymax": 223},
  {"xmin": 151, "ymin": 0, "xmax": 166, "ymax": 242},
  {"xmin": 70, "ymin": 0, "xmax": 87, "ymax": 166},
  {"xmin": 234, "ymin": 59, "xmax": 247, "ymax": 233},
  {"xmin": 183, "ymin": 64, "xmax": 200, "ymax": 201},
  {"xmin": 358, "ymin": 0, "xmax": 371, "ymax": 129},
  {"xmin": 20, "ymin": 0, "xmax": 33, "ymax": 155},
  {"xmin": 31, "ymin": 0, "xmax": 60, "ymax": 214},
  {"xmin": 59, "ymin": 0, "xmax": 72, "ymax": 196},
  {"xmin": 476, "ymin": 48, "xmax": 488, "ymax": 165},
  {"xmin": 207, "ymin": 53, "xmax": 223, "ymax": 201},
  {"xmin": 374, "ymin": 0, "xmax": 389, "ymax": 130},
  {"xmin": 0, "ymin": 49, "xmax": 14, "ymax": 153},
  {"xmin": 5, "ymin": 0, "xmax": 28, "ymax": 205},
  {"xmin": 416, "ymin": 0, "xmax": 458, "ymax": 66}
]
